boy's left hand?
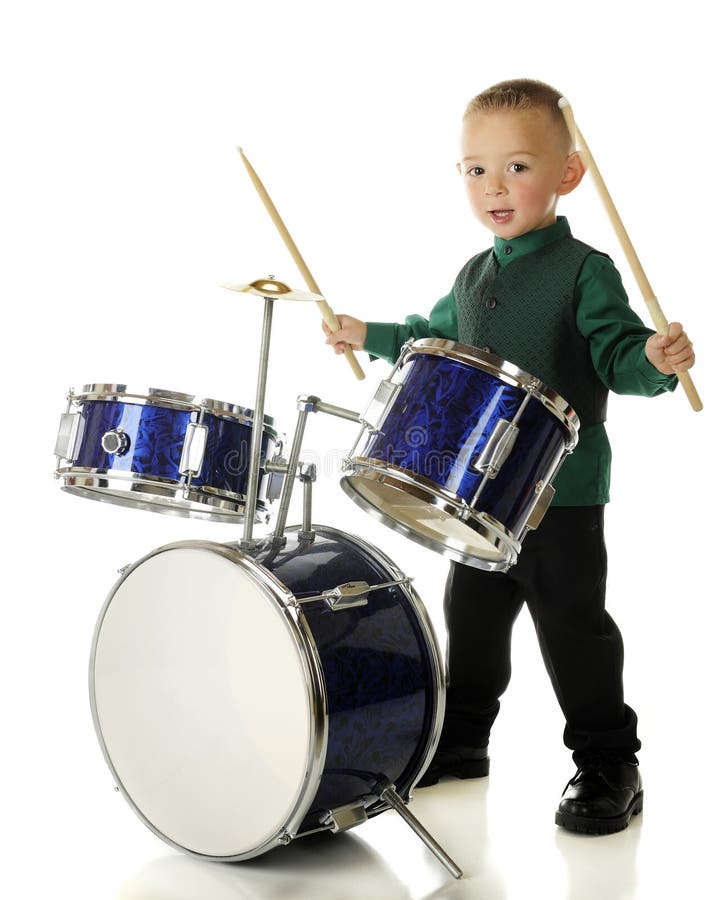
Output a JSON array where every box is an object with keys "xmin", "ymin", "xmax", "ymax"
[{"xmin": 645, "ymin": 322, "xmax": 695, "ymax": 375}]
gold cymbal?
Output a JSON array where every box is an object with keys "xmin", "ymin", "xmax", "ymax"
[{"xmin": 221, "ymin": 278, "xmax": 325, "ymax": 302}]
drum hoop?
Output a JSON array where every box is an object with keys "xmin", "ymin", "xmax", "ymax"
[
  {"xmin": 343, "ymin": 459, "xmax": 516, "ymax": 540},
  {"xmin": 76, "ymin": 385, "xmax": 199, "ymax": 409},
  {"xmin": 57, "ymin": 467, "xmax": 273, "ymax": 505},
  {"xmin": 89, "ymin": 540, "xmax": 329, "ymax": 860},
  {"xmin": 283, "ymin": 524, "xmax": 446, "ymax": 802},
  {"xmin": 58, "ymin": 471, "xmax": 272, "ymax": 522},
  {"xmin": 73, "ymin": 386, "xmax": 278, "ymax": 436},
  {"xmin": 404, "ymin": 339, "xmax": 580, "ymax": 440},
  {"xmin": 347, "ymin": 456, "xmax": 467, "ymax": 510},
  {"xmin": 200, "ymin": 397, "xmax": 278, "ymax": 434},
  {"xmin": 340, "ymin": 465, "xmax": 519, "ymax": 572}
]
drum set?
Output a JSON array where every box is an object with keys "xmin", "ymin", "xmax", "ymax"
[{"xmin": 54, "ymin": 276, "xmax": 579, "ymax": 882}]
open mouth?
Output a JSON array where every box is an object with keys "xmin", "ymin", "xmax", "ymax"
[{"xmin": 489, "ymin": 210, "xmax": 513, "ymax": 224}]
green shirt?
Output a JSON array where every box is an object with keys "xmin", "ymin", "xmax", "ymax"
[{"xmin": 364, "ymin": 218, "xmax": 676, "ymax": 505}]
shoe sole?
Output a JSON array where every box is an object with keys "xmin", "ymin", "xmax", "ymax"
[
  {"xmin": 416, "ymin": 756, "xmax": 490, "ymax": 788},
  {"xmin": 555, "ymin": 791, "xmax": 644, "ymax": 835}
]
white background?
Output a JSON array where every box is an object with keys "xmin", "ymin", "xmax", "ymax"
[{"xmin": 1, "ymin": 2, "xmax": 716, "ymax": 898}]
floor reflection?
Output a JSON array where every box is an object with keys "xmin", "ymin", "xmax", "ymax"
[
  {"xmin": 111, "ymin": 776, "xmax": 645, "ymax": 900},
  {"xmin": 114, "ymin": 831, "xmax": 412, "ymax": 900},
  {"xmin": 555, "ymin": 814, "xmax": 641, "ymax": 900},
  {"xmin": 113, "ymin": 779, "xmax": 506, "ymax": 900}
]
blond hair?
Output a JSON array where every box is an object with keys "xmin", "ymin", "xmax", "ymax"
[{"xmin": 465, "ymin": 78, "xmax": 571, "ymax": 147}]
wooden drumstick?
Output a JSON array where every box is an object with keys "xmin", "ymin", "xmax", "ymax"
[
  {"xmin": 238, "ymin": 148, "xmax": 365, "ymax": 381},
  {"xmin": 558, "ymin": 98, "xmax": 702, "ymax": 412}
]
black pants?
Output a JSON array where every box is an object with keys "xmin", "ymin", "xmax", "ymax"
[{"xmin": 441, "ymin": 506, "xmax": 640, "ymax": 763}]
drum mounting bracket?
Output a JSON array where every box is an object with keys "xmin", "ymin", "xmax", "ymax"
[
  {"xmin": 297, "ymin": 577, "xmax": 411, "ymax": 611},
  {"xmin": 321, "ymin": 800, "xmax": 369, "ymax": 833}
]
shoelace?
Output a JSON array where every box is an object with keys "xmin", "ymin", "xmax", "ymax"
[{"xmin": 568, "ymin": 752, "xmax": 632, "ymax": 787}]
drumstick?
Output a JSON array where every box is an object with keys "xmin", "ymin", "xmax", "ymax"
[
  {"xmin": 558, "ymin": 98, "xmax": 702, "ymax": 412},
  {"xmin": 238, "ymin": 148, "xmax": 365, "ymax": 381}
]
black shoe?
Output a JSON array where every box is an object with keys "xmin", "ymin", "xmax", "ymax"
[
  {"xmin": 555, "ymin": 756, "xmax": 643, "ymax": 835},
  {"xmin": 416, "ymin": 744, "xmax": 489, "ymax": 788}
]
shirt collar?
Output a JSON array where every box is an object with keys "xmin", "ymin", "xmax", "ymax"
[{"xmin": 493, "ymin": 216, "xmax": 571, "ymax": 268}]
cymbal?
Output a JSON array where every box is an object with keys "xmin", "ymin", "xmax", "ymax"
[{"xmin": 221, "ymin": 278, "xmax": 324, "ymax": 302}]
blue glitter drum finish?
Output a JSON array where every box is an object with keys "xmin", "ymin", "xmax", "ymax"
[
  {"xmin": 341, "ymin": 339, "xmax": 580, "ymax": 571},
  {"xmin": 55, "ymin": 385, "xmax": 279, "ymax": 523},
  {"xmin": 89, "ymin": 525, "xmax": 443, "ymax": 861},
  {"xmin": 248, "ymin": 526, "xmax": 444, "ymax": 833}
]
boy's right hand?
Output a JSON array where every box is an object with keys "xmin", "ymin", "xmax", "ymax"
[{"xmin": 323, "ymin": 315, "xmax": 368, "ymax": 354}]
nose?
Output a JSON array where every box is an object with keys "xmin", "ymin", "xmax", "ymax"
[{"xmin": 484, "ymin": 172, "xmax": 506, "ymax": 196}]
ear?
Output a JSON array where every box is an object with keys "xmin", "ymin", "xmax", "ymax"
[{"xmin": 557, "ymin": 150, "xmax": 585, "ymax": 196}]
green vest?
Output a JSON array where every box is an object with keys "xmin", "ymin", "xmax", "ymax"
[{"xmin": 454, "ymin": 235, "xmax": 609, "ymax": 427}]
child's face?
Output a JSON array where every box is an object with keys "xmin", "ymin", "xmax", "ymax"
[{"xmin": 458, "ymin": 108, "xmax": 577, "ymax": 240}]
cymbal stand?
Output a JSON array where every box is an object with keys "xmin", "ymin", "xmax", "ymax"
[
  {"xmin": 225, "ymin": 277, "xmax": 329, "ymax": 550},
  {"xmin": 240, "ymin": 294, "xmax": 274, "ymax": 549}
]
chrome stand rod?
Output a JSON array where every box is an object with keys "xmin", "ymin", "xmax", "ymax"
[
  {"xmin": 270, "ymin": 394, "xmax": 362, "ymax": 544},
  {"xmin": 272, "ymin": 399, "xmax": 312, "ymax": 541},
  {"xmin": 312, "ymin": 399, "xmax": 362, "ymax": 423},
  {"xmin": 242, "ymin": 297, "xmax": 274, "ymax": 547},
  {"xmin": 380, "ymin": 785, "xmax": 463, "ymax": 880}
]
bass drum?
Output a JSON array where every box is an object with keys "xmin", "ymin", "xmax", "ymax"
[{"xmin": 90, "ymin": 525, "xmax": 444, "ymax": 860}]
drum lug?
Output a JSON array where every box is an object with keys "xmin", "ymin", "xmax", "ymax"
[
  {"xmin": 321, "ymin": 801, "xmax": 368, "ymax": 833},
  {"xmin": 55, "ymin": 412, "xmax": 82, "ymax": 462},
  {"xmin": 471, "ymin": 418, "xmax": 519, "ymax": 478},
  {"xmin": 360, "ymin": 379, "xmax": 402, "ymax": 432},
  {"xmin": 179, "ymin": 422, "xmax": 208, "ymax": 477},
  {"xmin": 344, "ymin": 381, "xmax": 400, "ymax": 465}
]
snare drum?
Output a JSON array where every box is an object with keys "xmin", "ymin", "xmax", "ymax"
[
  {"xmin": 341, "ymin": 339, "xmax": 580, "ymax": 571},
  {"xmin": 90, "ymin": 525, "xmax": 443, "ymax": 860},
  {"xmin": 55, "ymin": 385, "xmax": 280, "ymax": 523}
]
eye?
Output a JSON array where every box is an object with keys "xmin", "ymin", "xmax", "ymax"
[
  {"xmin": 466, "ymin": 166, "xmax": 484, "ymax": 176},
  {"xmin": 509, "ymin": 163, "xmax": 527, "ymax": 173}
]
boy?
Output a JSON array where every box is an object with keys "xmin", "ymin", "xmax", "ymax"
[{"xmin": 325, "ymin": 79, "xmax": 695, "ymax": 835}]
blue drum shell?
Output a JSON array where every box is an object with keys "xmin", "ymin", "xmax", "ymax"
[
  {"xmin": 73, "ymin": 399, "xmax": 274, "ymax": 507},
  {"xmin": 249, "ymin": 527, "xmax": 440, "ymax": 831},
  {"xmin": 363, "ymin": 353, "xmax": 570, "ymax": 535}
]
